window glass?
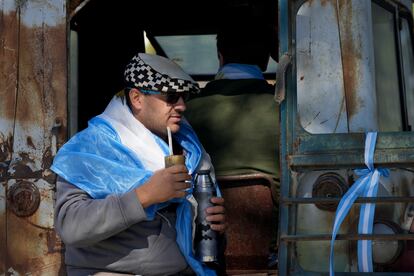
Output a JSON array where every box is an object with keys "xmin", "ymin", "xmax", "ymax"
[
  {"xmin": 372, "ymin": 3, "xmax": 403, "ymax": 131},
  {"xmin": 400, "ymin": 18, "xmax": 414, "ymax": 130},
  {"xmin": 149, "ymin": 35, "xmax": 278, "ymax": 76},
  {"xmin": 296, "ymin": 1, "xmax": 348, "ymax": 134},
  {"xmin": 154, "ymin": 35, "xmax": 218, "ymax": 75}
]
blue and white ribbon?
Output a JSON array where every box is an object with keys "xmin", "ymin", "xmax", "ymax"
[{"xmin": 329, "ymin": 132, "xmax": 389, "ymax": 275}]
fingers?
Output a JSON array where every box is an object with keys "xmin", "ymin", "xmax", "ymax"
[
  {"xmin": 207, "ymin": 211, "xmax": 227, "ymax": 234},
  {"xmin": 210, "ymin": 197, "xmax": 225, "ymax": 205},
  {"xmin": 205, "ymin": 197, "xmax": 226, "ymax": 233},
  {"xmin": 165, "ymin": 165, "xmax": 191, "ymax": 182},
  {"xmin": 174, "ymin": 181, "xmax": 191, "ymax": 191},
  {"xmin": 173, "ymin": 172, "xmax": 192, "ymax": 182},
  {"xmin": 210, "ymin": 222, "xmax": 226, "ymax": 234},
  {"xmin": 166, "ymin": 164, "xmax": 188, "ymax": 174},
  {"xmin": 206, "ymin": 205, "xmax": 225, "ymax": 215},
  {"xmin": 206, "ymin": 213, "xmax": 225, "ymax": 223}
]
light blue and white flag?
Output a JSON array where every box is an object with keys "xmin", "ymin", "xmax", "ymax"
[
  {"xmin": 52, "ymin": 92, "xmax": 220, "ymax": 276},
  {"xmin": 329, "ymin": 132, "xmax": 389, "ymax": 275}
]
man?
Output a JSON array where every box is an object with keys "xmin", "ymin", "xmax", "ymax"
[
  {"xmin": 185, "ymin": 26, "xmax": 280, "ymax": 268},
  {"xmin": 52, "ymin": 53, "xmax": 226, "ymax": 276}
]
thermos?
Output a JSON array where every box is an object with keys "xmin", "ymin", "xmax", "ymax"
[{"xmin": 193, "ymin": 169, "xmax": 218, "ymax": 263}]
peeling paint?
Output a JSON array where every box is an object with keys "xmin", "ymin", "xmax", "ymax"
[
  {"xmin": 0, "ymin": 133, "xmax": 13, "ymax": 163},
  {"xmin": 46, "ymin": 230, "xmax": 63, "ymax": 254},
  {"xmin": 26, "ymin": 136, "xmax": 36, "ymax": 150},
  {"xmin": 8, "ymin": 153, "xmax": 42, "ymax": 179},
  {"xmin": 41, "ymin": 146, "xmax": 52, "ymax": 169},
  {"xmin": 296, "ymin": 0, "xmax": 349, "ymax": 134},
  {"xmin": 20, "ymin": 0, "xmax": 65, "ymax": 27},
  {"xmin": 16, "ymin": 24, "xmax": 67, "ymax": 126},
  {"xmin": 0, "ymin": 0, "xmax": 17, "ymax": 13},
  {"xmin": 338, "ymin": 0, "xmax": 361, "ymax": 119},
  {"xmin": 2, "ymin": 0, "xmax": 67, "ymax": 274},
  {"xmin": 7, "ymin": 179, "xmax": 63, "ymax": 274},
  {"xmin": 337, "ymin": 0, "xmax": 378, "ymax": 131},
  {"xmin": 0, "ymin": 5, "xmax": 19, "ymax": 122}
]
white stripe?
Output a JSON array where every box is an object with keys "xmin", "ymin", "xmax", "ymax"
[
  {"xmin": 364, "ymin": 134, "xmax": 372, "ymax": 168},
  {"xmin": 362, "ymin": 240, "xmax": 368, "ymax": 270},
  {"xmin": 98, "ymin": 96, "xmax": 166, "ymax": 171},
  {"xmin": 362, "ymin": 174, "xmax": 376, "ymax": 233}
]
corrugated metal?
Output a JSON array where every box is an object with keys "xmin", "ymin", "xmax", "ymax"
[{"xmin": 1, "ymin": 0, "xmax": 67, "ymax": 274}]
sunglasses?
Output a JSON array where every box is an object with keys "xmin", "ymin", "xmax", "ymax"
[{"xmin": 138, "ymin": 89, "xmax": 190, "ymax": 104}]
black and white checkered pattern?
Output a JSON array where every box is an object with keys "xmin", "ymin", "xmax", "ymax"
[{"xmin": 124, "ymin": 54, "xmax": 200, "ymax": 94}]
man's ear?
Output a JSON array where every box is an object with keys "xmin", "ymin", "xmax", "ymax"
[{"xmin": 129, "ymin": 88, "xmax": 144, "ymax": 111}]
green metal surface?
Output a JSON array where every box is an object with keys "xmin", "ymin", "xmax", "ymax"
[{"xmin": 278, "ymin": 0, "xmax": 414, "ymax": 275}]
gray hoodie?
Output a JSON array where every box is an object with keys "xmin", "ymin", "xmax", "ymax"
[{"xmin": 54, "ymin": 177, "xmax": 190, "ymax": 276}]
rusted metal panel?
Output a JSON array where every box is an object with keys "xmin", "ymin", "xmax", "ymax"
[
  {"xmin": 221, "ymin": 184, "xmax": 274, "ymax": 270},
  {"xmin": 296, "ymin": 0, "xmax": 349, "ymax": 134},
  {"xmin": 289, "ymin": 132, "xmax": 414, "ymax": 170},
  {"xmin": 7, "ymin": 179, "xmax": 64, "ymax": 275},
  {"xmin": 296, "ymin": 0, "xmax": 379, "ymax": 134},
  {"xmin": 295, "ymin": 169, "xmax": 351, "ymax": 271},
  {"xmin": 5, "ymin": 0, "xmax": 67, "ymax": 274},
  {"xmin": 0, "ymin": 0, "xmax": 19, "ymax": 274},
  {"xmin": 0, "ymin": 183, "xmax": 6, "ymax": 275},
  {"xmin": 337, "ymin": 0, "xmax": 378, "ymax": 132}
]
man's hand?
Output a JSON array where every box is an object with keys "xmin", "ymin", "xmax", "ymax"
[
  {"xmin": 135, "ymin": 165, "xmax": 191, "ymax": 208},
  {"xmin": 206, "ymin": 197, "xmax": 226, "ymax": 234}
]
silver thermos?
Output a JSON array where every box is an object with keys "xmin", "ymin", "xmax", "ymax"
[{"xmin": 194, "ymin": 169, "xmax": 218, "ymax": 263}]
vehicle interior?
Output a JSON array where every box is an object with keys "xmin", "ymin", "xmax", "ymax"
[{"xmin": 69, "ymin": 0, "xmax": 280, "ymax": 273}]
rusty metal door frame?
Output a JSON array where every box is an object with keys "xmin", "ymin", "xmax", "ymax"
[
  {"xmin": 0, "ymin": 0, "xmax": 68, "ymax": 274},
  {"xmin": 0, "ymin": 0, "xmax": 19, "ymax": 273},
  {"xmin": 278, "ymin": 0, "xmax": 414, "ymax": 275}
]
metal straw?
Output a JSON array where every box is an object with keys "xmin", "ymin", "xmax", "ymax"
[{"xmin": 167, "ymin": 127, "xmax": 173, "ymax": 155}]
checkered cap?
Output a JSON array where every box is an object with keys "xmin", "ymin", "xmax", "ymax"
[{"xmin": 124, "ymin": 53, "xmax": 200, "ymax": 94}]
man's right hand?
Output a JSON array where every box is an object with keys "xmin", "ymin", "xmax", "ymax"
[{"xmin": 135, "ymin": 165, "xmax": 191, "ymax": 208}]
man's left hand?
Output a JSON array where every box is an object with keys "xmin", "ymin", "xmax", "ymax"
[{"xmin": 206, "ymin": 197, "xmax": 226, "ymax": 234}]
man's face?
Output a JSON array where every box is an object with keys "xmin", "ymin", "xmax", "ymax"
[{"xmin": 133, "ymin": 90, "xmax": 187, "ymax": 140}]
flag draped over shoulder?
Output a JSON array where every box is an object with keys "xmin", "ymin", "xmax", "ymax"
[{"xmin": 51, "ymin": 92, "xmax": 219, "ymax": 276}]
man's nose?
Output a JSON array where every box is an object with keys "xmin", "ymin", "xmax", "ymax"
[{"xmin": 174, "ymin": 96, "xmax": 186, "ymax": 111}]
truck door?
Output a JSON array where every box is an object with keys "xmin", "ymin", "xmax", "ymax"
[
  {"xmin": 0, "ymin": 0, "xmax": 67, "ymax": 274},
  {"xmin": 278, "ymin": 0, "xmax": 414, "ymax": 274}
]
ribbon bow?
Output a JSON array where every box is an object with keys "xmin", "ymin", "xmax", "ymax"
[{"xmin": 329, "ymin": 132, "xmax": 389, "ymax": 275}]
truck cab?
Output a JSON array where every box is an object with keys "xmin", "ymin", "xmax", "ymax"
[{"xmin": 0, "ymin": 0, "xmax": 413, "ymax": 275}]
